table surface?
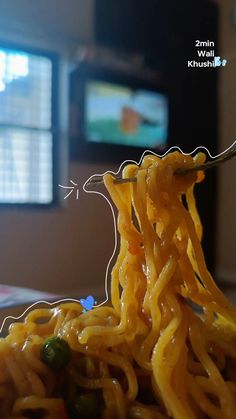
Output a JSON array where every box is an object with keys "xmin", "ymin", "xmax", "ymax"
[{"xmin": 0, "ymin": 284, "xmax": 59, "ymax": 308}]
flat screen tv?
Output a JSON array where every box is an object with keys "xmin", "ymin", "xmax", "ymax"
[
  {"xmin": 69, "ymin": 65, "xmax": 169, "ymax": 162},
  {"xmin": 85, "ymin": 80, "xmax": 168, "ymax": 149}
]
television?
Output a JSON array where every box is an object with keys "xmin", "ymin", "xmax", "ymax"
[
  {"xmin": 85, "ymin": 80, "xmax": 168, "ymax": 149},
  {"xmin": 69, "ymin": 66, "xmax": 169, "ymax": 162}
]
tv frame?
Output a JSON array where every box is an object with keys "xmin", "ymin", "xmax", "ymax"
[{"xmin": 69, "ymin": 64, "xmax": 169, "ymax": 163}]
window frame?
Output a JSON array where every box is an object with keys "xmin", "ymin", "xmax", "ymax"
[{"xmin": 0, "ymin": 40, "xmax": 60, "ymax": 209}]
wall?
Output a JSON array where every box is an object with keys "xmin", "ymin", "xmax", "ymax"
[
  {"xmin": 216, "ymin": 0, "xmax": 236, "ymax": 284},
  {"xmin": 0, "ymin": 0, "xmax": 118, "ymax": 300},
  {"xmin": 0, "ymin": 161, "xmax": 116, "ymax": 298},
  {"xmin": 0, "ymin": 0, "xmax": 94, "ymax": 47},
  {"xmin": 0, "ymin": 0, "xmax": 235, "ymax": 300}
]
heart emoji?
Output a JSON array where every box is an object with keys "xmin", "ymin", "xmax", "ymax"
[{"xmin": 80, "ymin": 295, "xmax": 95, "ymax": 311}]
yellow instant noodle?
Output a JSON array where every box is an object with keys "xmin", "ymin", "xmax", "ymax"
[{"xmin": 0, "ymin": 151, "xmax": 235, "ymax": 418}]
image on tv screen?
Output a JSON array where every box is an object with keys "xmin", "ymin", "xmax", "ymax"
[{"xmin": 85, "ymin": 81, "xmax": 168, "ymax": 148}]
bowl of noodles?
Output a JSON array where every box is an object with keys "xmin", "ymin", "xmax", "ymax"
[{"xmin": 0, "ymin": 151, "xmax": 236, "ymax": 419}]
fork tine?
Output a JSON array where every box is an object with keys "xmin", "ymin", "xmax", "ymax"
[{"xmin": 86, "ymin": 176, "xmax": 105, "ymax": 186}]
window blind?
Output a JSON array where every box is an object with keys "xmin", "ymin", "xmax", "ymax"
[{"xmin": 0, "ymin": 47, "xmax": 53, "ymax": 204}]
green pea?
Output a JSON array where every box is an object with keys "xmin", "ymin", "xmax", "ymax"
[
  {"xmin": 40, "ymin": 336, "xmax": 71, "ymax": 371},
  {"xmin": 68, "ymin": 392, "xmax": 100, "ymax": 419}
]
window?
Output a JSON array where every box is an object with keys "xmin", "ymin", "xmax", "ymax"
[{"xmin": 0, "ymin": 46, "xmax": 56, "ymax": 204}]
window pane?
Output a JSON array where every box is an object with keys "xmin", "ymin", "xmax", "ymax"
[
  {"xmin": 0, "ymin": 127, "xmax": 52, "ymax": 203},
  {"xmin": 0, "ymin": 48, "xmax": 52, "ymax": 129}
]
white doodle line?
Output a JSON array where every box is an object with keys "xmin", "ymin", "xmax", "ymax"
[{"xmin": 0, "ymin": 141, "xmax": 235, "ymax": 333}]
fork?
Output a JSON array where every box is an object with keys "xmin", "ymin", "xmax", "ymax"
[{"xmin": 86, "ymin": 142, "xmax": 236, "ymax": 186}]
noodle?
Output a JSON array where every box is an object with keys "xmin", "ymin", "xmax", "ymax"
[{"xmin": 0, "ymin": 151, "xmax": 235, "ymax": 418}]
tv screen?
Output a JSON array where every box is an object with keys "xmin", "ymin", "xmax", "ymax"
[{"xmin": 85, "ymin": 80, "xmax": 168, "ymax": 148}]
